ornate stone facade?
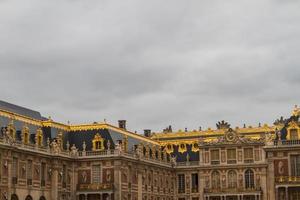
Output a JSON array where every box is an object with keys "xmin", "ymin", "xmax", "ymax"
[{"xmin": 0, "ymin": 100, "xmax": 300, "ymax": 200}]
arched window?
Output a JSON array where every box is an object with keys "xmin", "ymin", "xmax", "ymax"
[
  {"xmin": 39, "ymin": 196, "xmax": 46, "ymax": 200},
  {"xmin": 25, "ymin": 195, "xmax": 33, "ymax": 200},
  {"xmin": 11, "ymin": 194, "xmax": 19, "ymax": 200},
  {"xmin": 211, "ymin": 170, "xmax": 220, "ymax": 189},
  {"xmin": 245, "ymin": 169, "xmax": 255, "ymax": 188},
  {"xmin": 228, "ymin": 170, "xmax": 237, "ymax": 188}
]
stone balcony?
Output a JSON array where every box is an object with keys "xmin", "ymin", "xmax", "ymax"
[
  {"xmin": 77, "ymin": 183, "xmax": 114, "ymax": 191},
  {"xmin": 273, "ymin": 139, "xmax": 300, "ymax": 146},
  {"xmin": 203, "ymin": 187, "xmax": 262, "ymax": 194}
]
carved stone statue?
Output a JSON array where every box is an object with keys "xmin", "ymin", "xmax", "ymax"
[
  {"xmin": 278, "ymin": 161, "xmax": 285, "ymax": 175},
  {"xmin": 292, "ymin": 105, "xmax": 300, "ymax": 116},
  {"xmin": 106, "ymin": 170, "xmax": 111, "ymax": 182},
  {"xmin": 238, "ymin": 174, "xmax": 243, "ymax": 187},
  {"xmin": 47, "ymin": 138, "xmax": 50, "ymax": 149},
  {"xmin": 170, "ymin": 155, "xmax": 177, "ymax": 166},
  {"xmin": 70, "ymin": 144, "xmax": 78, "ymax": 157},
  {"xmin": 256, "ymin": 175, "xmax": 261, "ymax": 188},
  {"xmin": 205, "ymin": 176, "xmax": 210, "ymax": 188},
  {"xmin": 82, "ymin": 141, "xmax": 86, "ymax": 152},
  {"xmin": 107, "ymin": 140, "xmax": 111, "ymax": 150},
  {"xmin": 265, "ymin": 132, "xmax": 274, "ymax": 146},
  {"xmin": 4, "ymin": 129, "xmax": 14, "ymax": 145},
  {"xmin": 186, "ymin": 153, "xmax": 190, "ymax": 163},
  {"xmin": 66, "ymin": 141, "xmax": 70, "ymax": 151},
  {"xmin": 51, "ymin": 140, "xmax": 60, "ymax": 154}
]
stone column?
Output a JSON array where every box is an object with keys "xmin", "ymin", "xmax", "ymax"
[
  {"xmin": 114, "ymin": 161, "xmax": 122, "ymax": 200},
  {"xmin": 51, "ymin": 162, "xmax": 59, "ymax": 200},
  {"xmin": 138, "ymin": 170, "xmax": 143, "ymax": 200},
  {"xmin": 199, "ymin": 171, "xmax": 204, "ymax": 200},
  {"xmin": 260, "ymin": 168, "xmax": 268, "ymax": 200},
  {"xmin": 71, "ymin": 162, "xmax": 78, "ymax": 200},
  {"xmin": 266, "ymin": 157, "xmax": 275, "ymax": 200},
  {"xmin": 7, "ymin": 157, "xmax": 12, "ymax": 198}
]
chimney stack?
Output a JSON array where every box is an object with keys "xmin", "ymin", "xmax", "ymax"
[
  {"xmin": 144, "ymin": 129, "xmax": 152, "ymax": 137},
  {"xmin": 118, "ymin": 120, "xmax": 127, "ymax": 130}
]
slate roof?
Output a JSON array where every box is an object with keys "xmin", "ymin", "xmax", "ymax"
[{"xmin": 0, "ymin": 100, "xmax": 43, "ymax": 120}]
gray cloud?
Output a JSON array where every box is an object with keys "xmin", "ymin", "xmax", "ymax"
[{"xmin": 1, "ymin": 0, "xmax": 300, "ymax": 133}]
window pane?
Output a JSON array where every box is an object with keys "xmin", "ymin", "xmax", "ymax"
[
  {"xmin": 92, "ymin": 165, "xmax": 101, "ymax": 183},
  {"xmin": 178, "ymin": 174, "xmax": 185, "ymax": 193},
  {"xmin": 244, "ymin": 148, "xmax": 253, "ymax": 160}
]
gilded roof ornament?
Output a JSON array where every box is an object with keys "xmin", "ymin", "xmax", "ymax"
[
  {"xmin": 216, "ymin": 120, "xmax": 230, "ymax": 129},
  {"xmin": 292, "ymin": 105, "xmax": 300, "ymax": 116}
]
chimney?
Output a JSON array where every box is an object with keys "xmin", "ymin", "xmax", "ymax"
[
  {"xmin": 118, "ymin": 120, "xmax": 126, "ymax": 130},
  {"xmin": 144, "ymin": 129, "xmax": 152, "ymax": 137}
]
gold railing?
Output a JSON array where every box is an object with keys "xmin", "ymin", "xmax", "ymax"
[
  {"xmin": 275, "ymin": 176, "xmax": 300, "ymax": 184},
  {"xmin": 77, "ymin": 183, "xmax": 113, "ymax": 191},
  {"xmin": 204, "ymin": 187, "xmax": 261, "ymax": 193}
]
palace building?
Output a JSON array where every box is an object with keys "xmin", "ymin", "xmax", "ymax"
[{"xmin": 0, "ymin": 100, "xmax": 300, "ymax": 200}]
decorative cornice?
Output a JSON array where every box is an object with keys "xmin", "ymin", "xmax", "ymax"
[
  {"xmin": 151, "ymin": 125, "xmax": 275, "ymax": 141},
  {"xmin": 0, "ymin": 109, "xmax": 159, "ymax": 145},
  {"xmin": 0, "ymin": 109, "xmax": 42, "ymax": 126}
]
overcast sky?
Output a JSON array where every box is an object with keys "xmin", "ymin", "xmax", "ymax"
[{"xmin": 1, "ymin": 0, "xmax": 300, "ymax": 133}]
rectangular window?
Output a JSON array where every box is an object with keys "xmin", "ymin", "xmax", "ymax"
[
  {"xmin": 0, "ymin": 153, "xmax": 1, "ymax": 180},
  {"xmin": 227, "ymin": 149, "xmax": 236, "ymax": 164},
  {"xmin": 191, "ymin": 173, "xmax": 198, "ymax": 193},
  {"xmin": 92, "ymin": 165, "xmax": 101, "ymax": 184},
  {"xmin": 211, "ymin": 149, "xmax": 220, "ymax": 165},
  {"xmin": 254, "ymin": 149, "xmax": 260, "ymax": 161},
  {"xmin": 291, "ymin": 155, "xmax": 300, "ymax": 176},
  {"xmin": 27, "ymin": 160, "xmax": 32, "ymax": 185},
  {"xmin": 178, "ymin": 174, "xmax": 185, "ymax": 193},
  {"xmin": 62, "ymin": 165, "xmax": 66, "ymax": 188},
  {"xmin": 244, "ymin": 148, "xmax": 254, "ymax": 163},
  {"xmin": 12, "ymin": 157, "xmax": 18, "ymax": 184},
  {"xmin": 41, "ymin": 163, "xmax": 46, "ymax": 187}
]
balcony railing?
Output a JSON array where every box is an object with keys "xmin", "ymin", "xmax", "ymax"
[
  {"xmin": 211, "ymin": 160, "xmax": 220, "ymax": 165},
  {"xmin": 192, "ymin": 187, "xmax": 199, "ymax": 193},
  {"xmin": 227, "ymin": 160, "xmax": 237, "ymax": 164},
  {"xmin": 178, "ymin": 188, "xmax": 185, "ymax": 193},
  {"xmin": 275, "ymin": 176, "xmax": 300, "ymax": 184},
  {"xmin": 12, "ymin": 177, "xmax": 18, "ymax": 185},
  {"xmin": 41, "ymin": 180, "xmax": 45, "ymax": 187},
  {"xmin": 274, "ymin": 140, "xmax": 300, "ymax": 146},
  {"xmin": 204, "ymin": 187, "xmax": 261, "ymax": 194},
  {"xmin": 77, "ymin": 183, "xmax": 113, "ymax": 191},
  {"xmin": 176, "ymin": 161, "xmax": 199, "ymax": 167},
  {"xmin": 244, "ymin": 159, "xmax": 254, "ymax": 164},
  {"xmin": 27, "ymin": 179, "xmax": 32, "ymax": 186}
]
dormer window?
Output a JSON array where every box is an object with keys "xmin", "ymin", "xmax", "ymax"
[
  {"xmin": 22, "ymin": 125, "xmax": 30, "ymax": 144},
  {"xmin": 36, "ymin": 128, "xmax": 43, "ymax": 147},
  {"xmin": 92, "ymin": 133, "xmax": 104, "ymax": 151},
  {"xmin": 290, "ymin": 129, "xmax": 298, "ymax": 140}
]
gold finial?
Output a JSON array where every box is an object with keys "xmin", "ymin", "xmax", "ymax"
[{"xmin": 292, "ymin": 105, "xmax": 300, "ymax": 116}]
